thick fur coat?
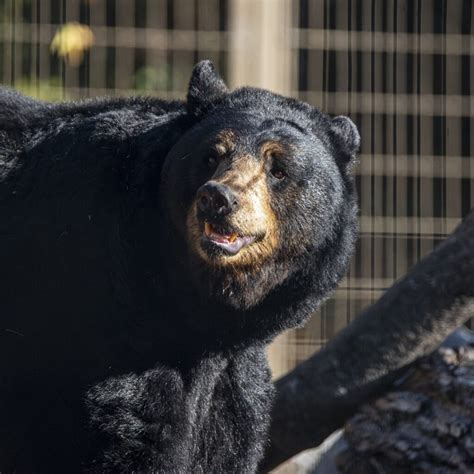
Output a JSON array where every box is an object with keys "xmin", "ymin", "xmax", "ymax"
[{"xmin": 0, "ymin": 61, "xmax": 359, "ymax": 472}]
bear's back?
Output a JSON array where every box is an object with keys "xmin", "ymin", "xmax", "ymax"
[
  {"xmin": 0, "ymin": 89, "xmax": 188, "ymax": 207},
  {"xmin": 0, "ymin": 92, "xmax": 192, "ymax": 461},
  {"xmin": 0, "ymin": 88, "xmax": 185, "ymax": 132}
]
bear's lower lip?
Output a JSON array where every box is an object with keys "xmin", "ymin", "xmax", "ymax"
[{"xmin": 202, "ymin": 222, "xmax": 255, "ymax": 255}]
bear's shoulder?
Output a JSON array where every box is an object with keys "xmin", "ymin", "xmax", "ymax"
[
  {"xmin": 0, "ymin": 87, "xmax": 186, "ymax": 134},
  {"xmin": 0, "ymin": 89, "xmax": 189, "ymax": 179}
]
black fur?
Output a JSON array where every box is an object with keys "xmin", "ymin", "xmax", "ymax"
[{"xmin": 0, "ymin": 61, "xmax": 359, "ymax": 472}]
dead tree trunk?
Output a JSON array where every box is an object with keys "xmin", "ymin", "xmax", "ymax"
[{"xmin": 261, "ymin": 209, "xmax": 474, "ymax": 472}]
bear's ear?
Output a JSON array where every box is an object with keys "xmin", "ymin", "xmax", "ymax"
[
  {"xmin": 187, "ymin": 60, "xmax": 228, "ymax": 116},
  {"xmin": 331, "ymin": 116, "xmax": 360, "ymax": 155},
  {"xmin": 330, "ymin": 116, "xmax": 360, "ymax": 170}
]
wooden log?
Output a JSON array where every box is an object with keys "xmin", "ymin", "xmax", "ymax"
[
  {"xmin": 337, "ymin": 329, "xmax": 474, "ymax": 473},
  {"xmin": 261, "ymin": 210, "xmax": 474, "ymax": 472}
]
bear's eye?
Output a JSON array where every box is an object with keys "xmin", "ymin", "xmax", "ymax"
[
  {"xmin": 270, "ymin": 168, "xmax": 286, "ymax": 180},
  {"xmin": 207, "ymin": 155, "xmax": 218, "ymax": 168}
]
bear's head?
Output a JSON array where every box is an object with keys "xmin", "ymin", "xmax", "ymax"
[{"xmin": 161, "ymin": 61, "xmax": 359, "ymax": 316}]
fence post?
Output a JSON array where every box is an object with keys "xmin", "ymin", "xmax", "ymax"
[{"xmin": 228, "ymin": 0, "xmax": 296, "ymax": 378}]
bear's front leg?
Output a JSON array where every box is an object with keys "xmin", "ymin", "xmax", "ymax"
[{"xmin": 85, "ymin": 366, "xmax": 195, "ymax": 472}]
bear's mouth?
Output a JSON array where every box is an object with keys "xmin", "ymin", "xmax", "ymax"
[{"xmin": 202, "ymin": 221, "xmax": 255, "ymax": 255}]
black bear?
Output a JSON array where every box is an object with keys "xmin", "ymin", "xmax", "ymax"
[{"xmin": 0, "ymin": 61, "xmax": 359, "ymax": 472}]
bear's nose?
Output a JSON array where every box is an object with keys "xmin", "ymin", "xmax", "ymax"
[{"xmin": 196, "ymin": 182, "xmax": 237, "ymax": 217}]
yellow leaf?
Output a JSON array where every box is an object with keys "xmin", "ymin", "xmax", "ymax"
[{"xmin": 50, "ymin": 22, "xmax": 94, "ymax": 67}]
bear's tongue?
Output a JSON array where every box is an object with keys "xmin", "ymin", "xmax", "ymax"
[
  {"xmin": 203, "ymin": 222, "xmax": 255, "ymax": 255},
  {"xmin": 204, "ymin": 222, "xmax": 238, "ymax": 243}
]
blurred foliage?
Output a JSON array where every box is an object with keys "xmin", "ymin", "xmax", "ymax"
[
  {"xmin": 13, "ymin": 77, "xmax": 67, "ymax": 101},
  {"xmin": 133, "ymin": 65, "xmax": 172, "ymax": 92},
  {"xmin": 50, "ymin": 22, "xmax": 94, "ymax": 67}
]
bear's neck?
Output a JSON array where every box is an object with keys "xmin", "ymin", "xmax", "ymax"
[{"xmin": 151, "ymin": 218, "xmax": 353, "ymax": 356}]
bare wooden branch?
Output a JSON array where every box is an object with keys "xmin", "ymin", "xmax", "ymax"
[{"xmin": 261, "ymin": 210, "xmax": 474, "ymax": 472}]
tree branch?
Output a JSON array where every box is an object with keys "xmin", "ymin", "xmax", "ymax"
[{"xmin": 261, "ymin": 209, "xmax": 474, "ymax": 472}]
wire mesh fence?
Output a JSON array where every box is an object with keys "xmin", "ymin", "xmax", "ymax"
[
  {"xmin": 1, "ymin": 0, "xmax": 229, "ymax": 99},
  {"xmin": 1, "ymin": 0, "xmax": 473, "ymax": 377},
  {"xmin": 288, "ymin": 0, "xmax": 474, "ymax": 372}
]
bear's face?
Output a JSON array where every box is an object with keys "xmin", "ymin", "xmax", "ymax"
[
  {"xmin": 179, "ymin": 114, "xmax": 344, "ymax": 270},
  {"xmin": 186, "ymin": 122, "xmax": 281, "ymax": 270},
  {"xmin": 161, "ymin": 62, "xmax": 359, "ymax": 311}
]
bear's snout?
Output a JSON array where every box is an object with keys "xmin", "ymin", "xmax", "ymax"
[{"xmin": 197, "ymin": 181, "xmax": 238, "ymax": 219}]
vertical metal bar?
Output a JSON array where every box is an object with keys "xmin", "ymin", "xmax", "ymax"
[
  {"xmin": 370, "ymin": 0, "xmax": 375, "ymax": 303},
  {"xmin": 3, "ymin": 0, "xmax": 12, "ymax": 85},
  {"xmin": 392, "ymin": 0, "xmax": 398, "ymax": 282},
  {"xmin": 445, "ymin": 4, "xmax": 461, "ymax": 241},
  {"xmin": 416, "ymin": 0, "xmax": 423, "ymax": 257},
  {"xmin": 66, "ymin": 0, "xmax": 80, "ymax": 97},
  {"xmin": 11, "ymin": 0, "xmax": 16, "ymax": 85},
  {"xmin": 88, "ymin": 0, "xmax": 105, "ymax": 95},
  {"xmin": 396, "ymin": 1, "xmax": 408, "ymax": 279},
  {"xmin": 35, "ymin": 0, "xmax": 40, "ymax": 96},
  {"xmin": 114, "ymin": 0, "xmax": 135, "ymax": 93},
  {"xmin": 420, "ymin": 2, "xmax": 433, "ymax": 256},
  {"xmin": 39, "ymin": 0, "xmax": 52, "ymax": 98},
  {"xmin": 346, "ymin": 0, "xmax": 353, "ymax": 327},
  {"xmin": 171, "ymin": 0, "xmax": 195, "ymax": 96}
]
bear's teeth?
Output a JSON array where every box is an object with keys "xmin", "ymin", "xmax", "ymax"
[{"xmin": 204, "ymin": 222, "xmax": 239, "ymax": 243}]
